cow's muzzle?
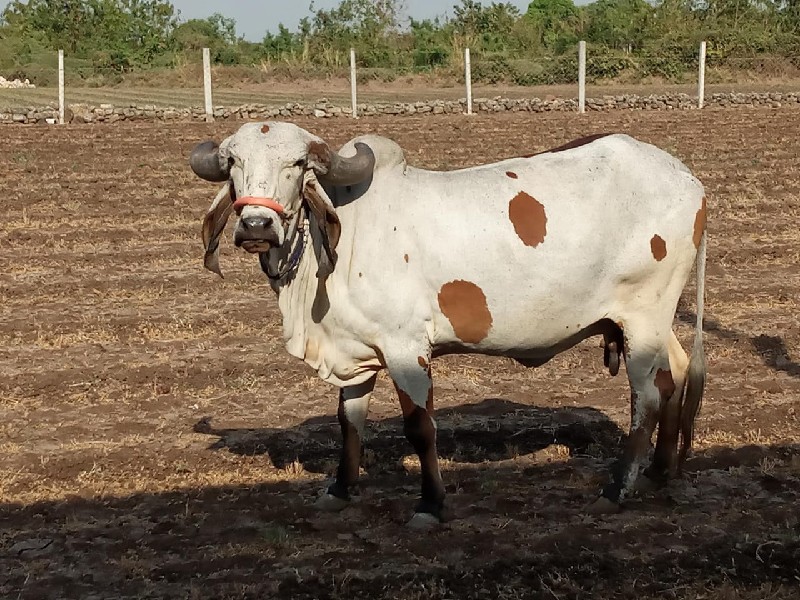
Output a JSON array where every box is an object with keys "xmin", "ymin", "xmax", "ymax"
[
  {"xmin": 234, "ymin": 205, "xmax": 283, "ymax": 253},
  {"xmin": 234, "ymin": 217, "xmax": 280, "ymax": 253}
]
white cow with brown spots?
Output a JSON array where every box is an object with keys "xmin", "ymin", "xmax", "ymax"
[{"xmin": 189, "ymin": 121, "xmax": 707, "ymax": 527}]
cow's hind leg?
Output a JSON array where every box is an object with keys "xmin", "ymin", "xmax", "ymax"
[
  {"xmin": 386, "ymin": 352, "xmax": 445, "ymax": 528},
  {"xmin": 315, "ymin": 376, "xmax": 376, "ymax": 512},
  {"xmin": 592, "ymin": 326, "xmax": 674, "ymax": 513},
  {"xmin": 642, "ymin": 330, "xmax": 688, "ymax": 487}
]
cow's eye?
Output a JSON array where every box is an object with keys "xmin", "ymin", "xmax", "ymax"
[{"xmin": 293, "ymin": 158, "xmax": 306, "ymax": 168}]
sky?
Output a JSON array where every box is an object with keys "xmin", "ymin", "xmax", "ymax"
[
  {"xmin": 174, "ymin": 1, "xmax": 536, "ymax": 41},
  {"xmin": 0, "ymin": 1, "xmax": 538, "ymax": 42}
]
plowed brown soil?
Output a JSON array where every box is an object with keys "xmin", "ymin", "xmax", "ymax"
[{"xmin": 1, "ymin": 109, "xmax": 799, "ymax": 599}]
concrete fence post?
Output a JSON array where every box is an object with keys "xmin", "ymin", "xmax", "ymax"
[
  {"xmin": 203, "ymin": 48, "xmax": 213, "ymax": 122},
  {"xmin": 578, "ymin": 41, "xmax": 586, "ymax": 114},
  {"xmin": 350, "ymin": 48, "xmax": 358, "ymax": 119},
  {"xmin": 698, "ymin": 41, "xmax": 707, "ymax": 109},
  {"xmin": 465, "ymin": 48, "xmax": 473, "ymax": 115},
  {"xmin": 58, "ymin": 49, "xmax": 65, "ymax": 125}
]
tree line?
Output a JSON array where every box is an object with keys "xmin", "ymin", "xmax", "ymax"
[{"xmin": 1, "ymin": 0, "xmax": 798, "ymax": 86}]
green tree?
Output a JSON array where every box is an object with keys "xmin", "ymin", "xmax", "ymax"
[
  {"xmin": 451, "ymin": 0, "xmax": 522, "ymax": 52},
  {"xmin": 1, "ymin": 0, "xmax": 177, "ymax": 69},
  {"xmin": 262, "ymin": 21, "xmax": 307, "ymax": 61},
  {"xmin": 174, "ymin": 13, "xmax": 239, "ymax": 63},
  {"xmin": 524, "ymin": 0, "xmax": 580, "ymax": 52},
  {"xmin": 306, "ymin": 0, "xmax": 407, "ymax": 67},
  {"xmin": 697, "ymin": 0, "xmax": 787, "ymax": 52},
  {"xmin": 784, "ymin": 0, "xmax": 800, "ymax": 32},
  {"xmin": 409, "ymin": 17, "xmax": 450, "ymax": 67},
  {"xmin": 585, "ymin": 0, "xmax": 653, "ymax": 51},
  {"xmin": 2, "ymin": 0, "xmax": 92, "ymax": 53}
]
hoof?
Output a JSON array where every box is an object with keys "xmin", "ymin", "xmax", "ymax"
[
  {"xmin": 587, "ymin": 496, "xmax": 622, "ymax": 515},
  {"xmin": 314, "ymin": 493, "xmax": 350, "ymax": 512},
  {"xmin": 407, "ymin": 512, "xmax": 441, "ymax": 530},
  {"xmin": 634, "ymin": 474, "xmax": 663, "ymax": 494}
]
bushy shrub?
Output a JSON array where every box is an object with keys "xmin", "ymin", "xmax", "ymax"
[
  {"xmin": 413, "ymin": 47, "xmax": 448, "ymax": 69},
  {"xmin": 586, "ymin": 54, "xmax": 635, "ymax": 80},
  {"xmin": 539, "ymin": 55, "xmax": 578, "ymax": 84},
  {"xmin": 356, "ymin": 67, "xmax": 400, "ymax": 83},
  {"xmin": 471, "ymin": 56, "xmax": 514, "ymax": 83}
]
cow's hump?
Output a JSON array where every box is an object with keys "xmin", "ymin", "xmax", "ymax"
[{"xmin": 339, "ymin": 135, "xmax": 406, "ymax": 173}]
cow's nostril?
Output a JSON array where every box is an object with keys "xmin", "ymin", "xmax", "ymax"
[{"xmin": 242, "ymin": 217, "xmax": 273, "ymax": 230}]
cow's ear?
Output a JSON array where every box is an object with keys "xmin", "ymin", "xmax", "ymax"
[
  {"xmin": 201, "ymin": 183, "xmax": 234, "ymax": 277},
  {"xmin": 303, "ymin": 174, "xmax": 340, "ymax": 278}
]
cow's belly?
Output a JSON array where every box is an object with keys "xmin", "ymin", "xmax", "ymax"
[{"xmin": 429, "ymin": 285, "xmax": 614, "ymax": 356}]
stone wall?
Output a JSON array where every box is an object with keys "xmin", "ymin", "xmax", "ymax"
[{"xmin": 1, "ymin": 91, "xmax": 796, "ymax": 124}]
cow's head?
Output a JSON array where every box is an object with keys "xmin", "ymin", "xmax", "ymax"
[{"xmin": 190, "ymin": 122, "xmax": 375, "ymax": 277}]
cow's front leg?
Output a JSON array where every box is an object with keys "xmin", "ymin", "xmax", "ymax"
[
  {"xmin": 388, "ymin": 355, "xmax": 445, "ymax": 528},
  {"xmin": 315, "ymin": 375, "xmax": 376, "ymax": 512}
]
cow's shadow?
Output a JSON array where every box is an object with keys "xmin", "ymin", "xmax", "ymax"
[
  {"xmin": 194, "ymin": 398, "xmax": 626, "ymax": 474},
  {"xmin": 677, "ymin": 306, "xmax": 800, "ymax": 377}
]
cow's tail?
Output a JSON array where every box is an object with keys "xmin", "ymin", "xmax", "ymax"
[{"xmin": 679, "ymin": 229, "xmax": 707, "ymax": 468}]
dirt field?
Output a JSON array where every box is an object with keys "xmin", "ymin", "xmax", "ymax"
[{"xmin": 1, "ymin": 108, "xmax": 799, "ymax": 599}]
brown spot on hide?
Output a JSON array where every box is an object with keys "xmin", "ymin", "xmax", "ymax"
[
  {"xmin": 438, "ymin": 280, "xmax": 493, "ymax": 344},
  {"xmin": 509, "ymin": 191, "xmax": 547, "ymax": 248},
  {"xmin": 417, "ymin": 356, "xmax": 428, "ymax": 369},
  {"xmin": 506, "ymin": 171, "xmax": 518, "ymax": 179},
  {"xmin": 693, "ymin": 196, "xmax": 707, "ymax": 248},
  {"xmin": 650, "ymin": 235, "xmax": 667, "ymax": 261},
  {"xmin": 307, "ymin": 141, "xmax": 331, "ymax": 169},
  {"xmin": 655, "ymin": 369, "xmax": 676, "ymax": 399},
  {"xmin": 404, "ymin": 254, "xmax": 409, "ymax": 263},
  {"xmin": 260, "ymin": 124, "xmax": 270, "ymax": 134}
]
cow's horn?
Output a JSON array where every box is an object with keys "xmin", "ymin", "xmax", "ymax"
[
  {"xmin": 314, "ymin": 142, "xmax": 375, "ymax": 186},
  {"xmin": 190, "ymin": 140, "xmax": 230, "ymax": 182}
]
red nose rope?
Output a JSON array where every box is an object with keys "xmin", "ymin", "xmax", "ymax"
[{"xmin": 232, "ymin": 196, "xmax": 285, "ymax": 216}]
